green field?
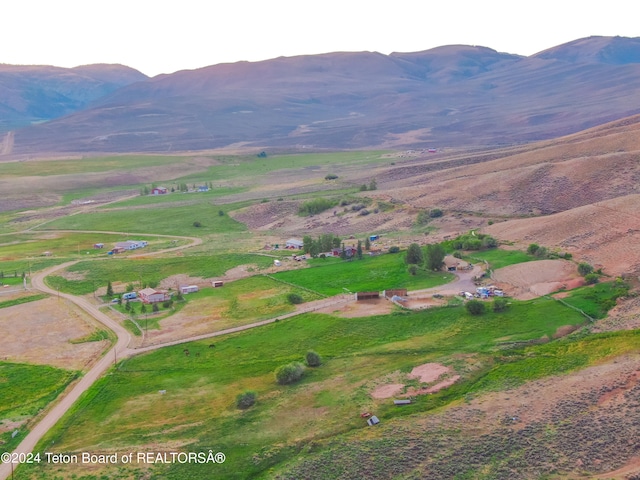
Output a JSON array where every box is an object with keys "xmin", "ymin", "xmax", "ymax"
[
  {"xmin": 273, "ymin": 253, "xmax": 454, "ymax": 295},
  {"xmin": 465, "ymin": 248, "xmax": 535, "ymax": 269},
  {"xmin": 35, "ymin": 202, "xmax": 247, "ymax": 236},
  {"xmin": 0, "ymin": 362, "xmax": 78, "ymax": 453},
  {"xmin": 20, "ymin": 296, "xmax": 602, "ymax": 479},
  {"xmin": 45, "ymin": 254, "xmax": 275, "ymax": 295}
]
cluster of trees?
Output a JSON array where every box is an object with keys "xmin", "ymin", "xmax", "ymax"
[
  {"xmin": 298, "ymin": 198, "xmax": 337, "ymax": 216},
  {"xmin": 578, "ymin": 262, "xmax": 600, "ymax": 284},
  {"xmin": 450, "ymin": 232, "xmax": 497, "ymax": 251},
  {"xmin": 303, "ymin": 234, "xmax": 341, "ymax": 257},
  {"xmin": 415, "ymin": 208, "xmax": 443, "ymax": 225},
  {"xmin": 274, "ymin": 350, "xmax": 323, "ymax": 387},
  {"xmin": 405, "ymin": 242, "xmax": 446, "ymax": 273},
  {"xmin": 465, "ymin": 297, "xmax": 509, "ymax": 315}
]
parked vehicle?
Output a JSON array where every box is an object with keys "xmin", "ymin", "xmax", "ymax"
[{"xmin": 122, "ymin": 292, "xmax": 137, "ymax": 300}]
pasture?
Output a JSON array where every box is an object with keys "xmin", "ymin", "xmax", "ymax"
[
  {"xmin": 22, "ymin": 295, "xmax": 604, "ymax": 479},
  {"xmin": 273, "ymin": 253, "xmax": 454, "ymax": 296}
]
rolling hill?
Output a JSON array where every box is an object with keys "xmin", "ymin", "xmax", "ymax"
[{"xmin": 3, "ymin": 36, "xmax": 640, "ymax": 155}]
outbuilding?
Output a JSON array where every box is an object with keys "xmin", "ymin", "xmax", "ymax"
[{"xmin": 180, "ymin": 285, "xmax": 199, "ymax": 294}]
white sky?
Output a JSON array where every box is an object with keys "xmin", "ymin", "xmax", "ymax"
[{"xmin": 2, "ymin": 0, "xmax": 638, "ymax": 77}]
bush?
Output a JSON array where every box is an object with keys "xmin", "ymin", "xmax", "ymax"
[
  {"xmin": 388, "ymin": 246, "xmax": 400, "ymax": 254},
  {"xmin": 275, "ymin": 362, "xmax": 305, "ymax": 385},
  {"xmin": 408, "ymin": 265, "xmax": 419, "ymax": 276},
  {"xmin": 287, "ymin": 293, "xmax": 304, "ymax": 304},
  {"xmin": 236, "ymin": 391, "xmax": 257, "ymax": 410},
  {"xmin": 578, "ymin": 262, "xmax": 594, "ymax": 276},
  {"xmin": 193, "ymin": 221, "xmax": 202, "ymax": 227},
  {"xmin": 527, "ymin": 243, "xmax": 540, "ymax": 255},
  {"xmin": 152, "ymin": 303, "xmax": 159, "ymax": 312},
  {"xmin": 299, "ymin": 198, "xmax": 337, "ymax": 216},
  {"xmin": 306, "ymin": 350, "xmax": 322, "ymax": 367},
  {"xmin": 584, "ymin": 273, "xmax": 599, "ymax": 285},
  {"xmin": 405, "ymin": 243, "xmax": 424, "ymax": 265},
  {"xmin": 324, "ymin": 174, "xmax": 338, "ymax": 180},
  {"xmin": 492, "ymin": 297, "xmax": 509, "ymax": 312},
  {"xmin": 465, "ymin": 300, "xmax": 486, "ymax": 315},
  {"xmin": 162, "ymin": 300, "xmax": 174, "ymax": 308},
  {"xmin": 429, "ymin": 208, "xmax": 443, "ymax": 218}
]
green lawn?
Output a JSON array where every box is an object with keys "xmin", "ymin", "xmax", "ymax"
[
  {"xmin": 557, "ymin": 280, "xmax": 630, "ymax": 319},
  {"xmin": 273, "ymin": 253, "xmax": 454, "ymax": 295},
  {"xmin": 22, "ymin": 296, "xmax": 602, "ymax": 479}
]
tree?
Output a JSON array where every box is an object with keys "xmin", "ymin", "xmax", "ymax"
[
  {"xmin": 140, "ymin": 303, "xmax": 147, "ymax": 314},
  {"xmin": 218, "ymin": 210, "xmax": 224, "ymax": 216},
  {"xmin": 368, "ymin": 178, "xmax": 377, "ymax": 191},
  {"xmin": 365, "ymin": 237, "xmax": 371, "ymax": 251},
  {"xmin": 424, "ymin": 243, "xmax": 446, "ymax": 271},
  {"xmin": 126, "ymin": 283, "xmax": 134, "ymax": 292},
  {"xmin": 306, "ymin": 350, "xmax": 322, "ymax": 367},
  {"xmin": 193, "ymin": 221, "xmax": 202, "ymax": 227},
  {"xmin": 106, "ymin": 281, "xmax": 114, "ymax": 297},
  {"xmin": 388, "ymin": 246, "xmax": 400, "ymax": 254},
  {"xmin": 125, "ymin": 300, "xmax": 131, "ymax": 312},
  {"xmin": 465, "ymin": 300, "xmax": 485, "ymax": 315},
  {"xmin": 236, "ymin": 391, "xmax": 257, "ymax": 409},
  {"xmin": 527, "ymin": 244, "xmax": 540, "ymax": 255},
  {"xmin": 578, "ymin": 263, "xmax": 594, "ymax": 276},
  {"xmin": 359, "ymin": 184, "xmax": 368, "ymax": 191},
  {"xmin": 406, "ymin": 243, "xmax": 424, "ymax": 265},
  {"xmin": 275, "ymin": 362, "xmax": 305, "ymax": 385},
  {"xmin": 429, "ymin": 208, "xmax": 443, "ymax": 218},
  {"xmin": 152, "ymin": 303, "xmax": 159, "ymax": 313},
  {"xmin": 340, "ymin": 242, "xmax": 347, "ymax": 260},
  {"xmin": 408, "ymin": 265, "xmax": 418, "ymax": 276},
  {"xmin": 357, "ymin": 240, "xmax": 363, "ymax": 260}
]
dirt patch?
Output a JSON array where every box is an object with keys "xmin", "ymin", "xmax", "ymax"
[
  {"xmin": 408, "ymin": 363, "xmax": 451, "ymax": 384},
  {"xmin": 315, "ymin": 298, "xmax": 393, "ymax": 318},
  {"xmin": 553, "ymin": 325, "xmax": 579, "ymax": 339},
  {"xmin": 0, "ymin": 296, "xmax": 109, "ymax": 370},
  {"xmin": 371, "ymin": 383, "xmax": 405, "ymax": 399},
  {"xmin": 492, "ymin": 259, "xmax": 580, "ymax": 299}
]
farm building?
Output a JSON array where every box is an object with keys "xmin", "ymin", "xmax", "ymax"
[
  {"xmin": 285, "ymin": 238, "xmax": 304, "ymax": 249},
  {"xmin": 180, "ymin": 285, "xmax": 199, "ymax": 294},
  {"xmin": 384, "ymin": 289, "xmax": 408, "ymax": 299},
  {"xmin": 93, "ymin": 243, "xmax": 104, "ymax": 249},
  {"xmin": 151, "ymin": 187, "xmax": 168, "ymax": 195},
  {"xmin": 115, "ymin": 240, "xmax": 148, "ymax": 251},
  {"xmin": 356, "ymin": 291, "xmax": 380, "ymax": 300},
  {"xmin": 212, "ymin": 281, "xmax": 224, "ymax": 288},
  {"xmin": 332, "ymin": 246, "xmax": 357, "ymax": 258},
  {"xmin": 139, "ymin": 288, "xmax": 170, "ymax": 304}
]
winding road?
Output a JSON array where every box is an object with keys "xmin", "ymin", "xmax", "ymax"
[{"xmin": 0, "ymin": 238, "xmax": 478, "ymax": 480}]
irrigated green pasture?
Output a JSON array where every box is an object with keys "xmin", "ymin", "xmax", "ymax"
[
  {"xmin": 273, "ymin": 253, "xmax": 454, "ymax": 295},
  {"xmin": 26, "ymin": 295, "xmax": 607, "ymax": 479},
  {"xmin": 45, "ymin": 254, "xmax": 274, "ymax": 295},
  {"xmin": 465, "ymin": 248, "xmax": 534, "ymax": 269},
  {"xmin": 0, "ymin": 362, "xmax": 78, "ymax": 453}
]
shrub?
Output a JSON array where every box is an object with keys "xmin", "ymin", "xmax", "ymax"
[
  {"xmin": 306, "ymin": 350, "xmax": 322, "ymax": 367},
  {"xmin": 163, "ymin": 299, "xmax": 174, "ymax": 308},
  {"xmin": 492, "ymin": 297, "xmax": 508, "ymax": 312},
  {"xmin": 578, "ymin": 262, "xmax": 594, "ymax": 276},
  {"xmin": 287, "ymin": 293, "xmax": 304, "ymax": 304},
  {"xmin": 584, "ymin": 273, "xmax": 599, "ymax": 285},
  {"xmin": 275, "ymin": 362, "xmax": 305, "ymax": 385},
  {"xmin": 429, "ymin": 208, "xmax": 443, "ymax": 218},
  {"xmin": 453, "ymin": 251, "xmax": 462, "ymax": 259},
  {"xmin": 408, "ymin": 265, "xmax": 418, "ymax": 276},
  {"xmin": 358, "ymin": 209, "xmax": 370, "ymax": 216},
  {"xmin": 193, "ymin": 221, "xmax": 202, "ymax": 227},
  {"xmin": 218, "ymin": 210, "xmax": 225, "ymax": 216},
  {"xmin": 324, "ymin": 174, "xmax": 338, "ymax": 180},
  {"xmin": 236, "ymin": 391, "xmax": 257, "ymax": 410},
  {"xmin": 152, "ymin": 303, "xmax": 159, "ymax": 312},
  {"xmin": 465, "ymin": 300, "xmax": 486, "ymax": 315},
  {"xmin": 388, "ymin": 246, "xmax": 400, "ymax": 254},
  {"xmin": 527, "ymin": 243, "xmax": 540, "ymax": 255}
]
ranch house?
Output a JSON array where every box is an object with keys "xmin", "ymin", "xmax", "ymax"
[
  {"xmin": 285, "ymin": 238, "xmax": 304, "ymax": 249},
  {"xmin": 139, "ymin": 288, "xmax": 170, "ymax": 304},
  {"xmin": 151, "ymin": 187, "xmax": 168, "ymax": 195}
]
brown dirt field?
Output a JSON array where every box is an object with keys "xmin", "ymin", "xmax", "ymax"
[
  {"xmin": 0, "ymin": 296, "xmax": 109, "ymax": 370},
  {"xmin": 371, "ymin": 383, "xmax": 405, "ymax": 399},
  {"xmin": 371, "ymin": 363, "xmax": 458, "ymax": 399},
  {"xmin": 491, "ymin": 259, "xmax": 580, "ymax": 299},
  {"xmin": 408, "ymin": 363, "xmax": 451, "ymax": 383},
  {"xmin": 315, "ymin": 298, "xmax": 393, "ymax": 318}
]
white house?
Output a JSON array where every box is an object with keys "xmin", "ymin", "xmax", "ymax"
[{"xmin": 285, "ymin": 238, "xmax": 304, "ymax": 249}]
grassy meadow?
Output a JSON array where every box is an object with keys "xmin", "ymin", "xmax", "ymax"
[
  {"xmin": 273, "ymin": 253, "xmax": 454, "ymax": 295},
  {"xmin": 18, "ymin": 295, "xmax": 610, "ymax": 479}
]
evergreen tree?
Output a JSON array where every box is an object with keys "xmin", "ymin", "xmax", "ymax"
[
  {"xmin": 106, "ymin": 281, "xmax": 114, "ymax": 297},
  {"xmin": 365, "ymin": 237, "xmax": 371, "ymax": 251},
  {"xmin": 405, "ymin": 243, "xmax": 423, "ymax": 265},
  {"xmin": 357, "ymin": 240, "xmax": 363, "ymax": 260}
]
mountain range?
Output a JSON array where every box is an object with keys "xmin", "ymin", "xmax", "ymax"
[{"xmin": 2, "ymin": 35, "xmax": 640, "ymax": 155}]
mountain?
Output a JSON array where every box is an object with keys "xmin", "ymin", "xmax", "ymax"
[
  {"xmin": 4, "ymin": 36, "xmax": 640, "ymax": 155},
  {"xmin": 0, "ymin": 63, "xmax": 148, "ymax": 131}
]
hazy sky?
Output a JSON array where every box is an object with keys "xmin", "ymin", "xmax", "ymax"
[{"xmin": 3, "ymin": 0, "xmax": 637, "ymax": 77}]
